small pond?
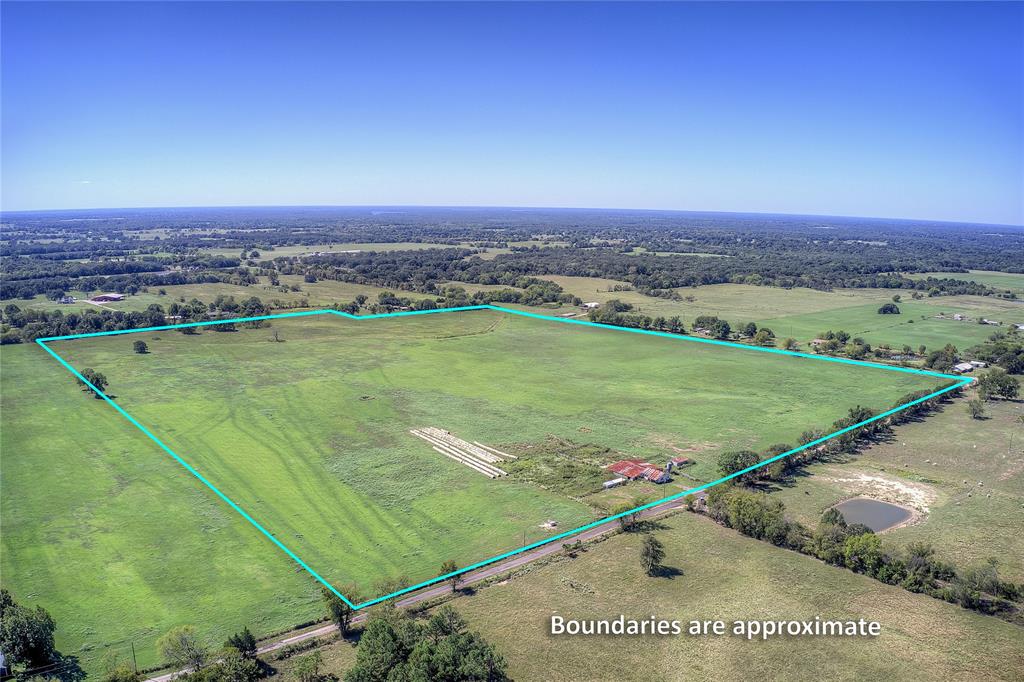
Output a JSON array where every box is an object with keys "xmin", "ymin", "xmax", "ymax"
[{"xmin": 831, "ymin": 497, "xmax": 913, "ymax": 532}]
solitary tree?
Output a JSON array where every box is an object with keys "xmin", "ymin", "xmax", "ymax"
[
  {"xmin": 225, "ymin": 627, "xmax": 257, "ymax": 658},
  {"xmin": 133, "ymin": 340, "xmax": 148, "ymax": 354},
  {"xmin": 322, "ymin": 586, "xmax": 359, "ymax": 637},
  {"xmin": 612, "ymin": 497, "xmax": 647, "ymax": 531},
  {"xmin": 156, "ymin": 625, "xmax": 208, "ymax": 672},
  {"xmin": 968, "ymin": 399, "xmax": 986, "ymax": 420},
  {"xmin": 640, "ymin": 535, "xmax": 666, "ymax": 576},
  {"xmin": 440, "ymin": 560, "xmax": 462, "ymax": 593},
  {"xmin": 77, "ymin": 368, "xmax": 108, "ymax": 397},
  {"xmin": 878, "ymin": 303, "xmax": 901, "ymax": 315}
]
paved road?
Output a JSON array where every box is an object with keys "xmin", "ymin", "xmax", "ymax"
[{"xmin": 144, "ymin": 494, "xmax": 697, "ymax": 682}]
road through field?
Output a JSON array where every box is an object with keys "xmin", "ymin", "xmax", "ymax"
[{"xmin": 143, "ymin": 495, "xmax": 694, "ymax": 682}]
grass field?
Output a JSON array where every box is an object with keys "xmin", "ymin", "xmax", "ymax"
[
  {"xmin": 14, "ymin": 278, "xmax": 436, "ymax": 315},
  {"xmin": 199, "ymin": 242, "xmax": 459, "ymax": 259},
  {"xmin": 771, "ymin": 392, "xmax": 1024, "ymax": 582},
  {"xmin": 531, "ymin": 277, "xmax": 1024, "ymax": 350},
  {"xmin": 4, "ymin": 308, "xmax": 947, "ymax": 672},
  {"xmin": 905, "ymin": 270, "xmax": 1024, "ymax": 295},
  {"xmin": 283, "ymin": 512, "xmax": 1024, "ymax": 682},
  {"xmin": 0, "ymin": 343, "xmax": 323, "ymax": 674}
]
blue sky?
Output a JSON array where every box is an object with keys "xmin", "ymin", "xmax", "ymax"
[{"xmin": 2, "ymin": 1, "xmax": 1021, "ymax": 224}]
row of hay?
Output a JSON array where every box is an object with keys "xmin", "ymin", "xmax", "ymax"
[{"xmin": 410, "ymin": 428, "xmax": 510, "ymax": 478}]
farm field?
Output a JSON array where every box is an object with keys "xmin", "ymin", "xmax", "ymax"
[
  {"xmin": 199, "ymin": 242, "xmax": 460, "ymax": 259},
  {"xmin": 0, "ymin": 344, "xmax": 324, "ymax": 674},
  {"xmin": 771, "ymin": 393, "xmax": 1024, "ymax": 581},
  {"xmin": 4, "ymin": 308, "xmax": 947, "ymax": 672},
  {"xmin": 757, "ymin": 301, "xmax": 1008, "ymax": 350},
  {"xmin": 13, "ymin": 278, "xmax": 436, "ymax": 315},
  {"xmin": 531, "ymin": 277, "xmax": 1024, "ymax": 350},
  {"xmin": 291, "ymin": 512, "xmax": 1024, "ymax": 682},
  {"xmin": 905, "ymin": 270, "xmax": 1024, "ymax": 295}
]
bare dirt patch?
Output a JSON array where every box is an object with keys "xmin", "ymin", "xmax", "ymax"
[{"xmin": 817, "ymin": 468, "xmax": 937, "ymax": 527}]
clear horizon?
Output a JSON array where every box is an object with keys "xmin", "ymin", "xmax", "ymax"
[
  {"xmin": 2, "ymin": 2, "xmax": 1021, "ymax": 224},
  {"xmin": 2, "ymin": 203, "xmax": 1022, "ymax": 229}
]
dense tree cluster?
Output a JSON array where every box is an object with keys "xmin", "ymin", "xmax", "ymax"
[
  {"xmin": 968, "ymin": 331, "xmax": 1024, "ymax": 374},
  {"xmin": 345, "ymin": 606, "xmax": 508, "ymax": 682},
  {"xmin": 6, "ymin": 208, "xmax": 1022, "ymax": 308},
  {"xmin": 703, "ymin": 486, "xmax": 1021, "ymax": 617},
  {"xmin": 0, "ymin": 296, "xmax": 271, "ymax": 344}
]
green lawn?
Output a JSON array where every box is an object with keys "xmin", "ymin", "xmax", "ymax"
[
  {"xmin": 4, "ymin": 309, "xmax": 946, "ymax": 673},
  {"xmin": 300, "ymin": 513, "xmax": 1024, "ymax": 681}
]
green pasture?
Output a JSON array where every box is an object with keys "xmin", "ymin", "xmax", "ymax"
[
  {"xmin": 199, "ymin": 242, "xmax": 458, "ymax": 259},
  {"xmin": 772, "ymin": 392, "xmax": 1024, "ymax": 581},
  {"xmin": 533, "ymin": 277, "xmax": 1023, "ymax": 350},
  {"xmin": 0, "ymin": 344, "xmax": 323, "ymax": 674},
  {"xmin": 906, "ymin": 270, "xmax": 1024, "ymax": 295},
  {"xmin": 11, "ymin": 278, "xmax": 435, "ymax": 316},
  {"xmin": 4, "ymin": 309, "xmax": 945, "ymax": 672},
  {"xmin": 300, "ymin": 512, "xmax": 1024, "ymax": 681}
]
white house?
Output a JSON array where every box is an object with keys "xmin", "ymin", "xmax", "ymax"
[{"xmin": 953, "ymin": 362, "xmax": 975, "ymax": 374}]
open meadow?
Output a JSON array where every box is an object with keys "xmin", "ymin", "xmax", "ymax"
[
  {"xmin": 2, "ymin": 308, "xmax": 948, "ymax": 672},
  {"xmin": 770, "ymin": 391, "xmax": 1024, "ymax": 582},
  {"xmin": 277, "ymin": 512, "xmax": 1024, "ymax": 682},
  {"xmin": 531, "ymin": 276, "xmax": 1024, "ymax": 350},
  {"xmin": 905, "ymin": 270, "xmax": 1024, "ymax": 296}
]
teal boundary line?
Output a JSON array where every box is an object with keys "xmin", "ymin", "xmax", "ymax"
[{"xmin": 35, "ymin": 304, "xmax": 973, "ymax": 610}]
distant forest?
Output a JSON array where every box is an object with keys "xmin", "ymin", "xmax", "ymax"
[{"xmin": 2, "ymin": 207, "xmax": 1022, "ymax": 304}]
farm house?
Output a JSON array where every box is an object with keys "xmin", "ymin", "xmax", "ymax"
[{"xmin": 607, "ymin": 459, "xmax": 671, "ymax": 484}]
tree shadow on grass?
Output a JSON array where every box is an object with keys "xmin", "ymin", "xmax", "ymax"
[
  {"xmin": 649, "ymin": 564, "xmax": 684, "ymax": 579},
  {"xmin": 624, "ymin": 519, "xmax": 669, "ymax": 533},
  {"xmin": 52, "ymin": 654, "xmax": 85, "ymax": 682}
]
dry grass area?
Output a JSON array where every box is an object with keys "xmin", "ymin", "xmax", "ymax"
[{"xmin": 293, "ymin": 512, "xmax": 1024, "ymax": 681}]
